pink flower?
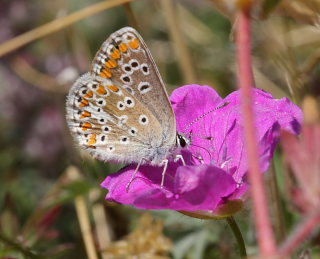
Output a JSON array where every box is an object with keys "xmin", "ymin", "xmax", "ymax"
[{"xmin": 101, "ymin": 85, "xmax": 303, "ymax": 215}]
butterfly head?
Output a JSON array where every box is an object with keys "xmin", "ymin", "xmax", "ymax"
[{"xmin": 176, "ymin": 133, "xmax": 190, "ymax": 149}]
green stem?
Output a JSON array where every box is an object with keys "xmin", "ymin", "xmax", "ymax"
[{"xmin": 226, "ymin": 216, "xmax": 247, "ymax": 258}]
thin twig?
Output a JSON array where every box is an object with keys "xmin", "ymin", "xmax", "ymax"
[
  {"xmin": 0, "ymin": 0, "xmax": 132, "ymax": 57},
  {"xmin": 235, "ymin": 6, "xmax": 277, "ymax": 256}
]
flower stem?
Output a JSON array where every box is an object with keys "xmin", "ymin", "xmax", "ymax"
[
  {"xmin": 235, "ymin": 6, "xmax": 277, "ymax": 256},
  {"xmin": 226, "ymin": 216, "xmax": 247, "ymax": 258}
]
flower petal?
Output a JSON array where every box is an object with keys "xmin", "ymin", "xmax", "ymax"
[
  {"xmin": 102, "ymin": 164, "xmax": 237, "ymax": 211},
  {"xmin": 101, "ymin": 85, "xmax": 303, "ymax": 213},
  {"xmin": 171, "ymin": 85, "xmax": 303, "ymax": 182}
]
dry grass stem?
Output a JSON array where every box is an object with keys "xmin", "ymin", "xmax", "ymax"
[
  {"xmin": 89, "ymin": 189, "xmax": 113, "ymax": 256},
  {"xmin": 66, "ymin": 166, "xmax": 99, "ymax": 259},
  {"xmin": 10, "ymin": 57, "xmax": 71, "ymax": 93},
  {"xmin": 0, "ymin": 0, "xmax": 132, "ymax": 57},
  {"xmin": 124, "ymin": 3, "xmax": 139, "ymax": 30},
  {"xmin": 160, "ymin": 0, "xmax": 197, "ymax": 84}
]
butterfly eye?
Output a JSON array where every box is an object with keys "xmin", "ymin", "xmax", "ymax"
[{"xmin": 177, "ymin": 135, "xmax": 187, "ymax": 148}]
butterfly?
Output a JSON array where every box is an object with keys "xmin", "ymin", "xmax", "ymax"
[{"xmin": 66, "ymin": 27, "xmax": 190, "ymax": 188}]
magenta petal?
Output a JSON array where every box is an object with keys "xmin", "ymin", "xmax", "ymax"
[
  {"xmin": 171, "ymin": 85, "xmax": 303, "ymax": 181},
  {"xmin": 101, "ymin": 164, "xmax": 176, "ymax": 206},
  {"xmin": 173, "ymin": 165, "xmax": 237, "ymax": 209},
  {"xmin": 171, "ymin": 85, "xmax": 223, "ymax": 134},
  {"xmin": 102, "ymin": 164, "xmax": 237, "ymax": 211},
  {"xmin": 101, "ymin": 85, "xmax": 302, "ymax": 213}
]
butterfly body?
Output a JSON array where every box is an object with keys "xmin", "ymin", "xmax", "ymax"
[{"xmin": 66, "ymin": 27, "xmax": 189, "ymax": 167}]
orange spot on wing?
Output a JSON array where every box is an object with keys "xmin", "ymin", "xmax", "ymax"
[
  {"xmin": 88, "ymin": 134, "xmax": 97, "ymax": 145},
  {"xmin": 97, "ymin": 85, "xmax": 107, "ymax": 95},
  {"xmin": 80, "ymin": 98, "xmax": 89, "ymax": 107},
  {"xmin": 111, "ymin": 49, "xmax": 121, "ymax": 60},
  {"xmin": 82, "ymin": 122, "xmax": 92, "ymax": 131},
  {"xmin": 105, "ymin": 59, "xmax": 117, "ymax": 69},
  {"xmin": 84, "ymin": 90, "xmax": 93, "ymax": 98},
  {"xmin": 108, "ymin": 85, "xmax": 119, "ymax": 92},
  {"xmin": 99, "ymin": 69, "xmax": 112, "ymax": 78},
  {"xmin": 80, "ymin": 111, "xmax": 91, "ymax": 119},
  {"xmin": 129, "ymin": 38, "xmax": 139, "ymax": 49},
  {"xmin": 119, "ymin": 43, "xmax": 128, "ymax": 53}
]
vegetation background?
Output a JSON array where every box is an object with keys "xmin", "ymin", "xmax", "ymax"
[{"xmin": 0, "ymin": 0, "xmax": 319, "ymax": 258}]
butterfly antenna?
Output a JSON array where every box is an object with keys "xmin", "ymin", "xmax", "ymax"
[{"xmin": 183, "ymin": 101, "xmax": 229, "ymax": 134}]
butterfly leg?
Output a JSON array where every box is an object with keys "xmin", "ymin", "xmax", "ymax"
[
  {"xmin": 126, "ymin": 158, "xmax": 147, "ymax": 192},
  {"xmin": 160, "ymin": 159, "xmax": 169, "ymax": 189},
  {"xmin": 174, "ymin": 154, "xmax": 186, "ymax": 166}
]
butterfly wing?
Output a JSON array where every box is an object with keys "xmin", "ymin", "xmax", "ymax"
[
  {"xmin": 91, "ymin": 27, "xmax": 177, "ymax": 146},
  {"xmin": 66, "ymin": 72, "xmax": 166, "ymax": 164},
  {"xmin": 66, "ymin": 27, "xmax": 177, "ymax": 165}
]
